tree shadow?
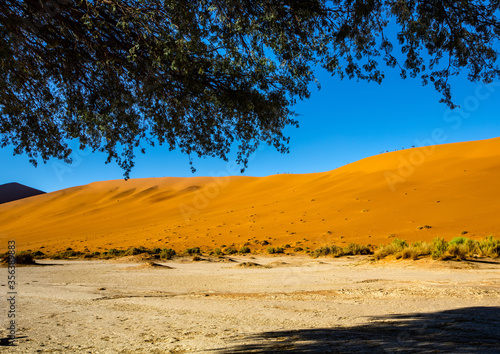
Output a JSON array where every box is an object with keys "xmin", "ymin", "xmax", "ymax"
[
  {"xmin": 0, "ymin": 336, "xmax": 28, "ymax": 346},
  {"xmin": 465, "ymin": 258, "xmax": 500, "ymax": 265},
  {"xmin": 218, "ymin": 307, "xmax": 500, "ymax": 353}
]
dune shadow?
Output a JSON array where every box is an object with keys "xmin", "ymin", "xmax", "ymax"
[{"xmin": 218, "ymin": 307, "xmax": 500, "ymax": 353}]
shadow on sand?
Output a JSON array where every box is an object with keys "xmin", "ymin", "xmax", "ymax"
[
  {"xmin": 0, "ymin": 336, "xmax": 28, "ymax": 346},
  {"xmin": 219, "ymin": 307, "xmax": 500, "ymax": 353}
]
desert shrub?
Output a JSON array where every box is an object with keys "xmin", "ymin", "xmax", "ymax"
[
  {"xmin": 124, "ymin": 247, "xmax": 145, "ymax": 256},
  {"xmin": 477, "ymin": 236, "xmax": 500, "ymax": 258},
  {"xmin": 160, "ymin": 248, "xmax": 176, "ymax": 260},
  {"xmin": 490, "ymin": 244, "xmax": 500, "ymax": 258},
  {"xmin": 373, "ymin": 248, "xmax": 387, "ymax": 261},
  {"xmin": 213, "ymin": 248, "xmax": 223, "ymax": 256},
  {"xmin": 266, "ymin": 246, "xmax": 284, "ymax": 254},
  {"xmin": 310, "ymin": 245, "xmax": 342, "ymax": 258},
  {"xmin": 431, "ymin": 238, "xmax": 448, "ymax": 260},
  {"xmin": 374, "ymin": 239, "xmax": 408, "ymax": 260},
  {"xmin": 446, "ymin": 244, "xmax": 468, "ymax": 260},
  {"xmin": 239, "ymin": 246, "xmax": 251, "ymax": 254},
  {"xmin": 343, "ymin": 243, "xmax": 372, "ymax": 256},
  {"xmin": 374, "ymin": 236, "xmax": 499, "ymax": 261},
  {"xmin": 192, "ymin": 255, "xmax": 202, "ymax": 261},
  {"xmin": 448, "ymin": 237, "xmax": 478, "ymax": 256},
  {"xmin": 464, "ymin": 239, "xmax": 477, "ymax": 254},
  {"xmin": 184, "ymin": 247, "xmax": 201, "ymax": 255},
  {"xmin": 92, "ymin": 251, "xmax": 101, "ymax": 256},
  {"xmin": 398, "ymin": 248, "xmax": 412, "ymax": 260},
  {"xmin": 284, "ymin": 244, "xmax": 291, "ymax": 248},
  {"xmin": 408, "ymin": 249, "xmax": 420, "ymax": 261},
  {"xmin": 224, "ymin": 247, "xmax": 238, "ymax": 255},
  {"xmin": 10, "ymin": 251, "xmax": 36, "ymax": 264},
  {"xmin": 395, "ymin": 246, "xmax": 419, "ymax": 260},
  {"xmin": 261, "ymin": 240, "xmax": 270, "ymax": 245},
  {"xmin": 293, "ymin": 247, "xmax": 304, "ymax": 252},
  {"xmin": 461, "ymin": 231, "xmax": 469, "ymax": 235},
  {"xmin": 152, "ymin": 247, "xmax": 162, "ymax": 254},
  {"xmin": 107, "ymin": 249, "xmax": 125, "ymax": 257},
  {"xmin": 58, "ymin": 250, "xmax": 79, "ymax": 258},
  {"xmin": 410, "ymin": 241, "xmax": 432, "ymax": 257},
  {"xmin": 392, "ymin": 239, "xmax": 409, "ymax": 249},
  {"xmin": 32, "ymin": 250, "xmax": 45, "ymax": 258}
]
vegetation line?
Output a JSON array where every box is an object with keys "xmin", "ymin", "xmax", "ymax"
[{"xmin": 2, "ymin": 237, "xmax": 499, "ymax": 265}]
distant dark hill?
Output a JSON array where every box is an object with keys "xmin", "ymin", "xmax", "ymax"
[{"xmin": 0, "ymin": 183, "xmax": 46, "ymax": 204}]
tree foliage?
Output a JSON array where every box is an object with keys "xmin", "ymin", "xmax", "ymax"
[{"xmin": 1, "ymin": 0, "xmax": 499, "ymax": 177}]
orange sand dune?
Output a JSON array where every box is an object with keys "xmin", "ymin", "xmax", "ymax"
[{"xmin": 1, "ymin": 138, "xmax": 500, "ymax": 254}]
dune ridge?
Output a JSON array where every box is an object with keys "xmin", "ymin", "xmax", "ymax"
[{"xmin": 1, "ymin": 137, "xmax": 500, "ymax": 253}]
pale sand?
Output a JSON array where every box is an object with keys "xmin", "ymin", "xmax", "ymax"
[
  {"xmin": 1, "ymin": 137, "xmax": 500, "ymax": 254},
  {"xmin": 1, "ymin": 255, "xmax": 499, "ymax": 352}
]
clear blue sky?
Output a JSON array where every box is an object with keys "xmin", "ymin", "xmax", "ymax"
[{"xmin": 2, "ymin": 66, "xmax": 500, "ymax": 193}]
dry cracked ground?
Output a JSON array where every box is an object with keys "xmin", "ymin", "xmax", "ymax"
[{"xmin": 1, "ymin": 255, "xmax": 500, "ymax": 353}]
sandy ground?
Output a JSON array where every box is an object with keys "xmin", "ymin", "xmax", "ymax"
[{"xmin": 1, "ymin": 255, "xmax": 500, "ymax": 353}]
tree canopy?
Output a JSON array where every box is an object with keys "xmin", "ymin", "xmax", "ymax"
[{"xmin": 1, "ymin": 0, "xmax": 499, "ymax": 177}]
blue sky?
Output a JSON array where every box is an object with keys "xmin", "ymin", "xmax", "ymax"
[{"xmin": 2, "ymin": 65, "xmax": 500, "ymax": 193}]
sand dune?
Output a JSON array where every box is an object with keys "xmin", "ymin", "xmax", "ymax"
[
  {"xmin": 0, "ymin": 182, "xmax": 45, "ymax": 204},
  {"xmin": 1, "ymin": 137, "xmax": 500, "ymax": 254}
]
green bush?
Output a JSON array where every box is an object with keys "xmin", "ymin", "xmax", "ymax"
[
  {"xmin": 343, "ymin": 243, "xmax": 372, "ymax": 255},
  {"xmin": 447, "ymin": 244, "xmax": 467, "ymax": 260},
  {"xmin": 392, "ymin": 239, "xmax": 409, "ymax": 249},
  {"xmin": 464, "ymin": 239, "xmax": 477, "ymax": 254},
  {"xmin": 266, "ymin": 247, "xmax": 276, "ymax": 254},
  {"xmin": 239, "ymin": 246, "xmax": 251, "ymax": 254},
  {"xmin": 477, "ymin": 236, "xmax": 500, "ymax": 258},
  {"xmin": 374, "ymin": 236, "xmax": 499, "ymax": 261},
  {"xmin": 431, "ymin": 238, "xmax": 448, "ymax": 260},
  {"xmin": 160, "ymin": 248, "xmax": 176, "ymax": 260},
  {"xmin": 32, "ymin": 250, "xmax": 45, "ymax": 258},
  {"xmin": 124, "ymin": 247, "xmax": 145, "ymax": 256},
  {"xmin": 310, "ymin": 245, "xmax": 344, "ymax": 258},
  {"xmin": 399, "ymin": 248, "xmax": 419, "ymax": 260},
  {"xmin": 224, "ymin": 247, "xmax": 238, "ymax": 255},
  {"xmin": 374, "ymin": 239, "xmax": 408, "ymax": 260},
  {"xmin": 213, "ymin": 248, "xmax": 223, "ymax": 256},
  {"xmin": 59, "ymin": 250, "xmax": 79, "ymax": 258},
  {"xmin": 183, "ymin": 247, "xmax": 201, "ymax": 255}
]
